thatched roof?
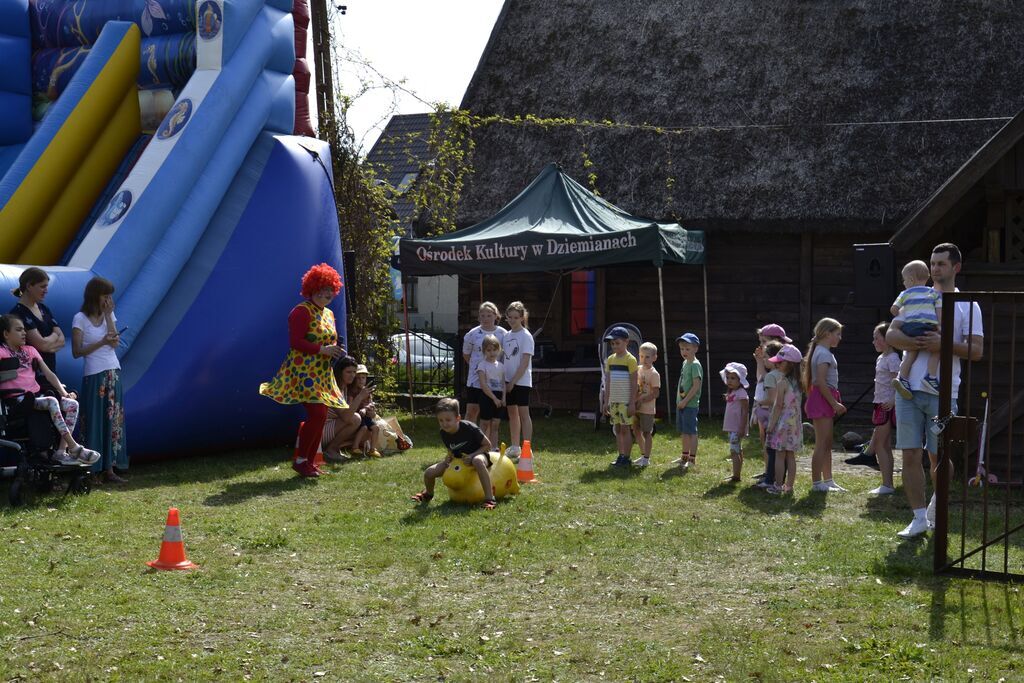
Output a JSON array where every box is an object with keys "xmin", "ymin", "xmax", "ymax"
[{"xmin": 457, "ymin": 0, "xmax": 1024, "ymax": 232}]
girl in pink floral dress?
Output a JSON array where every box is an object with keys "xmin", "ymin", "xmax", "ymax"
[{"xmin": 766, "ymin": 344, "xmax": 804, "ymax": 494}]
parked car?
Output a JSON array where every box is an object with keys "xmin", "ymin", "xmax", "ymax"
[{"xmin": 389, "ymin": 332, "xmax": 455, "ymax": 371}]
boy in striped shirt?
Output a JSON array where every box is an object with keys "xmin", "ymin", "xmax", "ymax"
[
  {"xmin": 890, "ymin": 260, "xmax": 943, "ymax": 398},
  {"xmin": 603, "ymin": 326, "xmax": 638, "ymax": 467}
]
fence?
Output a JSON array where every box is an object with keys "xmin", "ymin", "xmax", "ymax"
[
  {"xmin": 934, "ymin": 291, "xmax": 1024, "ymax": 581},
  {"xmin": 385, "ymin": 325, "xmax": 457, "ymax": 409}
]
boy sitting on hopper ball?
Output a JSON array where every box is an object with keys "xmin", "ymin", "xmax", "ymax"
[{"xmin": 411, "ymin": 398, "xmax": 497, "ymax": 510}]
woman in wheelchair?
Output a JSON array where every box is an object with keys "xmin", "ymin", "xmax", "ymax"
[{"xmin": 0, "ymin": 315, "xmax": 99, "ymax": 465}]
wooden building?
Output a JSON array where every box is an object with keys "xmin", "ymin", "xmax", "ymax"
[
  {"xmin": 443, "ymin": 0, "xmax": 1024, "ymax": 420},
  {"xmin": 891, "ymin": 111, "xmax": 1024, "ymax": 473}
]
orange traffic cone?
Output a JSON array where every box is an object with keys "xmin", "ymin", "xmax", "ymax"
[
  {"xmin": 516, "ymin": 440, "xmax": 539, "ymax": 483},
  {"xmin": 294, "ymin": 421, "xmax": 324, "ymax": 466},
  {"xmin": 147, "ymin": 507, "xmax": 198, "ymax": 570}
]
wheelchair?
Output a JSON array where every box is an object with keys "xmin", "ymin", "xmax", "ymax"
[{"xmin": 0, "ymin": 359, "xmax": 91, "ymax": 506}]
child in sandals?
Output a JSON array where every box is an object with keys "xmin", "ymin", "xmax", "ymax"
[{"xmin": 411, "ymin": 398, "xmax": 497, "ymax": 510}]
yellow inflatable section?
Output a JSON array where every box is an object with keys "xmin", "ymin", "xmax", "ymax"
[
  {"xmin": 0, "ymin": 24, "xmax": 140, "ymax": 265},
  {"xmin": 442, "ymin": 451, "xmax": 521, "ymax": 504}
]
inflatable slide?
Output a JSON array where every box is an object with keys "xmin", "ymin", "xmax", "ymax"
[{"xmin": 0, "ymin": 0, "xmax": 345, "ymax": 456}]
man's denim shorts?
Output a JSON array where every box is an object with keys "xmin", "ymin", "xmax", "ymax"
[{"xmin": 895, "ymin": 391, "xmax": 956, "ymax": 454}]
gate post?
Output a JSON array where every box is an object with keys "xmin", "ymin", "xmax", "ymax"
[{"xmin": 933, "ymin": 292, "xmax": 959, "ymax": 573}]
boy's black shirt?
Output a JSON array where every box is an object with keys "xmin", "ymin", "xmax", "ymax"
[{"xmin": 440, "ymin": 420, "xmax": 485, "ymax": 458}]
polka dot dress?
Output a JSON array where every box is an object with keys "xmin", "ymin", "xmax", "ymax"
[{"xmin": 259, "ymin": 301, "xmax": 348, "ymax": 409}]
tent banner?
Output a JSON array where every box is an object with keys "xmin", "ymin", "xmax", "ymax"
[{"xmin": 399, "ymin": 225, "xmax": 704, "ymax": 275}]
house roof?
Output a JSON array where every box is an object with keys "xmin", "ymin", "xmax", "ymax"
[
  {"xmin": 363, "ymin": 113, "xmax": 434, "ymax": 233},
  {"xmin": 890, "ymin": 110, "xmax": 1024, "ymax": 253},
  {"xmin": 456, "ymin": 0, "xmax": 1024, "ymax": 232}
]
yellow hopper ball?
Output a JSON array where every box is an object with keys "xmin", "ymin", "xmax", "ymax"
[{"xmin": 442, "ymin": 452, "xmax": 521, "ymax": 504}]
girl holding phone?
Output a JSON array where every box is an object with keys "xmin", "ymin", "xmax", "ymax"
[{"xmin": 71, "ymin": 276, "xmax": 128, "ymax": 484}]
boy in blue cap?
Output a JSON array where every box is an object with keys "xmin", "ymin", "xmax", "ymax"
[
  {"xmin": 603, "ymin": 326, "xmax": 638, "ymax": 467},
  {"xmin": 675, "ymin": 332, "xmax": 703, "ymax": 469}
]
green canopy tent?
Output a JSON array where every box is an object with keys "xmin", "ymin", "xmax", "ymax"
[{"xmin": 397, "ymin": 163, "xmax": 707, "ymax": 417}]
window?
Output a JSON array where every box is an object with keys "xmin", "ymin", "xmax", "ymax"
[
  {"xmin": 569, "ymin": 270, "xmax": 596, "ymax": 335},
  {"xmin": 396, "ymin": 172, "xmax": 419, "ymax": 194}
]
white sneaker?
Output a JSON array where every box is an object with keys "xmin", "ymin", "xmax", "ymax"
[
  {"xmin": 505, "ymin": 445, "xmax": 521, "ymax": 462},
  {"xmin": 869, "ymin": 485, "xmax": 896, "ymax": 495},
  {"xmin": 634, "ymin": 456, "xmax": 650, "ymax": 468},
  {"xmin": 897, "ymin": 517, "xmax": 930, "ymax": 538},
  {"xmin": 681, "ymin": 460, "xmax": 692, "ymax": 470},
  {"xmin": 825, "ymin": 480, "xmax": 848, "ymax": 492},
  {"xmin": 811, "ymin": 481, "xmax": 830, "ymax": 492},
  {"xmin": 926, "ymin": 494, "xmax": 936, "ymax": 526}
]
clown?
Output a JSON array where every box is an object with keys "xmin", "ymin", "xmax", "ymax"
[{"xmin": 259, "ymin": 263, "xmax": 346, "ymax": 477}]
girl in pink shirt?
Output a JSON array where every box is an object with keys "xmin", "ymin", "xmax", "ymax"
[
  {"xmin": 0, "ymin": 314, "xmax": 99, "ymax": 465},
  {"xmin": 720, "ymin": 362, "xmax": 750, "ymax": 482}
]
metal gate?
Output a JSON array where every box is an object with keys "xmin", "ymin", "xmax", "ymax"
[{"xmin": 934, "ymin": 291, "xmax": 1024, "ymax": 580}]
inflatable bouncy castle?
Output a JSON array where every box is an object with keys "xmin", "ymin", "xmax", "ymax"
[{"xmin": 0, "ymin": 0, "xmax": 344, "ymax": 456}]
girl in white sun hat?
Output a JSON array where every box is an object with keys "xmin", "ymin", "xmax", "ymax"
[{"xmin": 720, "ymin": 361, "xmax": 750, "ymax": 482}]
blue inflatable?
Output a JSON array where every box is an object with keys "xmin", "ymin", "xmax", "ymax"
[{"xmin": 0, "ymin": 0, "xmax": 347, "ymax": 457}]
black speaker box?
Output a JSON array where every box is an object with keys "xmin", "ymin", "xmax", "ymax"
[{"xmin": 853, "ymin": 243, "xmax": 895, "ymax": 307}]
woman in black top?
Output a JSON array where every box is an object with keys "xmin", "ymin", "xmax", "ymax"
[{"xmin": 10, "ymin": 267, "xmax": 65, "ymax": 375}]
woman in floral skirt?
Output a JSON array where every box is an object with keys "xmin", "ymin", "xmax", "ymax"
[{"xmin": 71, "ymin": 277, "xmax": 127, "ymax": 484}]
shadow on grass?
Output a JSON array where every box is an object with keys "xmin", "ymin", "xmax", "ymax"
[
  {"xmin": 735, "ymin": 484, "xmax": 789, "ymax": 512},
  {"xmin": 658, "ymin": 466, "xmax": 686, "ymax": 481},
  {"xmin": 124, "ymin": 447, "xmax": 294, "ymax": 490},
  {"xmin": 871, "ymin": 533, "xmax": 932, "ymax": 584},
  {"xmin": 578, "ymin": 465, "xmax": 644, "ymax": 483},
  {"xmin": 859, "ymin": 490, "xmax": 908, "ymax": 522},
  {"xmin": 203, "ymin": 475, "xmax": 313, "ymax": 506},
  {"xmin": 702, "ymin": 480, "xmax": 741, "ymax": 499},
  {"xmin": 399, "ymin": 499, "xmax": 476, "ymax": 525},
  {"xmin": 873, "ymin": 533, "xmax": 1024, "ymax": 652},
  {"xmin": 788, "ymin": 490, "xmax": 827, "ymax": 517}
]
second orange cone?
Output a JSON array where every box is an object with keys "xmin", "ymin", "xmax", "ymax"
[
  {"xmin": 516, "ymin": 440, "xmax": 539, "ymax": 483},
  {"xmin": 147, "ymin": 507, "xmax": 198, "ymax": 570}
]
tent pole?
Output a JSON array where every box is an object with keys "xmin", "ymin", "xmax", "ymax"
[
  {"xmin": 402, "ymin": 277, "xmax": 414, "ymax": 418},
  {"xmin": 658, "ymin": 266, "xmax": 671, "ymax": 419},
  {"xmin": 479, "ymin": 274, "xmax": 483, "ymax": 303},
  {"xmin": 703, "ymin": 263, "xmax": 711, "ymax": 418}
]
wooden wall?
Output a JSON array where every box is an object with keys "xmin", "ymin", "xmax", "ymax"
[{"xmin": 458, "ymin": 229, "xmax": 891, "ymax": 426}]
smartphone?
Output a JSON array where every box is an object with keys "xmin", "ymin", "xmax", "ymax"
[{"xmin": 365, "ymin": 376, "xmax": 377, "ymax": 388}]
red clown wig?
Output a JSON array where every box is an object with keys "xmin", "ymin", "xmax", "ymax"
[{"xmin": 300, "ymin": 263, "xmax": 342, "ymax": 298}]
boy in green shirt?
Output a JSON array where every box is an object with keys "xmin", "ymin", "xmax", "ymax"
[{"xmin": 675, "ymin": 332, "xmax": 703, "ymax": 469}]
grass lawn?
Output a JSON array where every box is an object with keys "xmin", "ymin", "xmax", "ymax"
[{"xmin": 1, "ymin": 413, "xmax": 1023, "ymax": 681}]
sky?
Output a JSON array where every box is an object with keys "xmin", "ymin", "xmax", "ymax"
[{"xmin": 327, "ymin": 0, "xmax": 506, "ymax": 154}]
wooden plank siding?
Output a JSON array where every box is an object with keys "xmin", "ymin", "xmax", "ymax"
[{"xmin": 456, "ymin": 230, "xmax": 891, "ymax": 425}]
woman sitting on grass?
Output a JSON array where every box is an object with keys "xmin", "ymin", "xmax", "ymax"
[{"xmin": 322, "ymin": 358, "xmax": 380, "ymax": 461}]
